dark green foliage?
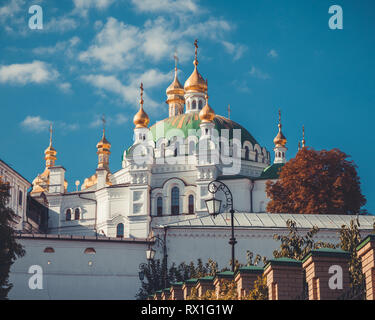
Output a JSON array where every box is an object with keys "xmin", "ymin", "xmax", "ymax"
[{"xmin": 0, "ymin": 181, "xmax": 25, "ymax": 300}]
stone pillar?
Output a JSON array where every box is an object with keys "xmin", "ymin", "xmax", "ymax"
[
  {"xmin": 302, "ymin": 249, "xmax": 350, "ymax": 300},
  {"xmin": 161, "ymin": 288, "xmax": 171, "ymax": 300},
  {"xmin": 196, "ymin": 276, "xmax": 215, "ymax": 298},
  {"xmin": 357, "ymin": 235, "xmax": 375, "ymax": 300},
  {"xmin": 153, "ymin": 290, "xmax": 162, "ymax": 300},
  {"xmin": 182, "ymin": 279, "xmax": 198, "ymax": 300},
  {"xmin": 96, "ymin": 168, "xmax": 108, "ymax": 189},
  {"xmin": 170, "ymin": 283, "xmax": 184, "ymax": 300},
  {"xmin": 234, "ymin": 266, "xmax": 264, "ymax": 298},
  {"xmin": 264, "ymin": 258, "xmax": 304, "ymax": 300},
  {"xmin": 213, "ymin": 271, "xmax": 234, "ymax": 299}
]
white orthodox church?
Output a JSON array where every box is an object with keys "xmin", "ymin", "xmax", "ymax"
[
  {"xmin": 29, "ymin": 42, "xmax": 288, "ymax": 239},
  {"xmin": 8, "ymin": 42, "xmax": 374, "ymax": 300}
]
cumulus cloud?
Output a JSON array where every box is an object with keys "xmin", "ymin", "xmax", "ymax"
[
  {"xmin": 20, "ymin": 116, "xmax": 79, "ymax": 133},
  {"xmin": 20, "ymin": 116, "xmax": 51, "ymax": 132},
  {"xmin": 0, "ymin": 61, "xmax": 59, "ymax": 85},
  {"xmin": 222, "ymin": 41, "xmax": 247, "ymax": 61},
  {"xmin": 43, "ymin": 16, "xmax": 79, "ymax": 33},
  {"xmin": 79, "ymin": 16, "xmax": 238, "ymax": 71},
  {"xmin": 82, "ymin": 69, "xmax": 171, "ymax": 109},
  {"xmin": 268, "ymin": 49, "xmax": 278, "ymax": 58},
  {"xmin": 130, "ymin": 0, "xmax": 198, "ymax": 14},
  {"xmin": 73, "ymin": 0, "xmax": 115, "ymax": 16},
  {"xmin": 249, "ymin": 66, "xmax": 270, "ymax": 80},
  {"xmin": 32, "ymin": 37, "xmax": 80, "ymax": 56},
  {"xmin": 58, "ymin": 82, "xmax": 73, "ymax": 93}
]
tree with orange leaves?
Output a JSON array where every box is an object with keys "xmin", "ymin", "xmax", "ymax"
[{"xmin": 266, "ymin": 147, "xmax": 366, "ymax": 215}]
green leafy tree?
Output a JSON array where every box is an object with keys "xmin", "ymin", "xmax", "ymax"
[{"xmin": 0, "ymin": 180, "xmax": 25, "ymax": 300}]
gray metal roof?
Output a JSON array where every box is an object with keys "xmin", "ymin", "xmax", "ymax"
[{"xmin": 159, "ymin": 213, "xmax": 375, "ymax": 230}]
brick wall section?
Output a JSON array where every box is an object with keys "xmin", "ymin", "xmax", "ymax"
[
  {"xmin": 234, "ymin": 266, "xmax": 263, "ymax": 298},
  {"xmin": 302, "ymin": 249, "xmax": 350, "ymax": 300},
  {"xmin": 264, "ymin": 258, "xmax": 304, "ymax": 300},
  {"xmin": 182, "ymin": 279, "xmax": 198, "ymax": 300},
  {"xmin": 196, "ymin": 276, "xmax": 215, "ymax": 298},
  {"xmin": 213, "ymin": 271, "xmax": 234, "ymax": 299},
  {"xmin": 357, "ymin": 235, "xmax": 375, "ymax": 300},
  {"xmin": 170, "ymin": 283, "xmax": 184, "ymax": 300}
]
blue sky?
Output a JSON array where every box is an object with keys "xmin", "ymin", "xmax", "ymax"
[{"xmin": 0, "ymin": 0, "xmax": 374, "ymax": 214}]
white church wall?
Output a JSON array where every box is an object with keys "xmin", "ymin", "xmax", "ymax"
[
  {"xmin": 8, "ymin": 237, "xmax": 150, "ymax": 300},
  {"xmin": 157, "ymin": 227, "xmax": 342, "ymax": 269},
  {"xmin": 252, "ymin": 180, "xmax": 271, "ymax": 213}
]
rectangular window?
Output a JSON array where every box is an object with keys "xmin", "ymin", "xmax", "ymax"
[{"xmin": 18, "ymin": 190, "xmax": 23, "ymax": 206}]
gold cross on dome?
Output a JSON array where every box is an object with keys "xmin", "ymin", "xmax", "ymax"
[
  {"xmin": 194, "ymin": 39, "xmax": 198, "ymax": 60},
  {"xmin": 49, "ymin": 123, "xmax": 53, "ymax": 145}
]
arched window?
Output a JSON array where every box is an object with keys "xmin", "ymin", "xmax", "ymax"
[
  {"xmin": 189, "ymin": 141, "xmax": 195, "ymax": 155},
  {"xmin": 188, "ymin": 195, "xmax": 194, "ymax": 214},
  {"xmin": 116, "ymin": 223, "xmax": 124, "ymax": 238},
  {"xmin": 192, "ymin": 100, "xmax": 196, "ymax": 109},
  {"xmin": 66, "ymin": 209, "xmax": 71, "ymax": 221},
  {"xmin": 255, "ymin": 150, "xmax": 259, "ymax": 162},
  {"xmin": 245, "ymin": 146, "xmax": 250, "ymax": 160},
  {"xmin": 157, "ymin": 197, "xmax": 163, "ymax": 216},
  {"xmin": 171, "ymin": 187, "xmax": 180, "ymax": 215},
  {"xmin": 174, "ymin": 148, "xmax": 178, "ymax": 157},
  {"xmin": 198, "ymin": 100, "xmax": 203, "ymax": 109},
  {"xmin": 74, "ymin": 208, "xmax": 80, "ymax": 220}
]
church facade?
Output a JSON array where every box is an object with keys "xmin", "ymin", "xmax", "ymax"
[{"xmin": 29, "ymin": 42, "xmax": 288, "ymax": 239}]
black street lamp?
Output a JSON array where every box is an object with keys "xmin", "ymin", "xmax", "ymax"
[
  {"xmin": 145, "ymin": 233, "xmax": 168, "ymax": 288},
  {"xmin": 205, "ymin": 180, "xmax": 237, "ymax": 272}
]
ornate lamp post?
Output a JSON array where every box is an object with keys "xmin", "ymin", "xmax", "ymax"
[
  {"xmin": 145, "ymin": 233, "xmax": 168, "ymax": 288},
  {"xmin": 205, "ymin": 180, "xmax": 237, "ymax": 272}
]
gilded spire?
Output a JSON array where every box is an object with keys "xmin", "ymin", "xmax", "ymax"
[
  {"xmin": 184, "ymin": 39, "xmax": 207, "ymax": 93},
  {"xmin": 199, "ymin": 84, "xmax": 215, "ymax": 123},
  {"xmin": 228, "ymin": 104, "xmax": 231, "ymax": 120},
  {"xmin": 96, "ymin": 115, "xmax": 111, "ymax": 170},
  {"xmin": 302, "ymin": 125, "xmax": 306, "ymax": 148},
  {"xmin": 44, "ymin": 123, "xmax": 57, "ymax": 168},
  {"xmin": 133, "ymin": 83, "xmax": 150, "ymax": 129},
  {"xmin": 166, "ymin": 53, "xmax": 184, "ymax": 96},
  {"xmin": 273, "ymin": 109, "xmax": 287, "ymax": 147}
]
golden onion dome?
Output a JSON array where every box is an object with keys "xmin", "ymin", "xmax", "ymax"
[
  {"xmin": 273, "ymin": 125, "xmax": 287, "ymax": 147},
  {"xmin": 184, "ymin": 60, "xmax": 207, "ymax": 93},
  {"xmin": 199, "ymin": 95, "xmax": 215, "ymax": 123},
  {"xmin": 133, "ymin": 105, "xmax": 150, "ymax": 128},
  {"xmin": 96, "ymin": 131, "xmax": 111, "ymax": 149},
  {"xmin": 133, "ymin": 83, "xmax": 150, "ymax": 129},
  {"xmin": 273, "ymin": 110, "xmax": 287, "ymax": 147},
  {"xmin": 184, "ymin": 40, "xmax": 207, "ymax": 93},
  {"xmin": 166, "ymin": 68, "xmax": 184, "ymax": 96}
]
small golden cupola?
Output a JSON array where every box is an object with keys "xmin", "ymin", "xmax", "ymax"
[
  {"xmin": 96, "ymin": 116, "xmax": 111, "ymax": 170},
  {"xmin": 133, "ymin": 83, "xmax": 150, "ymax": 129},
  {"xmin": 166, "ymin": 53, "xmax": 185, "ymax": 117},
  {"xmin": 45, "ymin": 124, "xmax": 57, "ymax": 168},
  {"xmin": 199, "ymin": 93, "xmax": 215, "ymax": 123},
  {"xmin": 273, "ymin": 110, "xmax": 287, "ymax": 147},
  {"xmin": 184, "ymin": 40, "xmax": 207, "ymax": 113},
  {"xmin": 273, "ymin": 110, "xmax": 287, "ymax": 164}
]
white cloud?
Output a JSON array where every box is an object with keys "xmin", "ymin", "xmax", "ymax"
[
  {"xmin": 44, "ymin": 16, "xmax": 79, "ymax": 32},
  {"xmin": 268, "ymin": 49, "xmax": 278, "ymax": 58},
  {"xmin": 0, "ymin": 0, "xmax": 24, "ymax": 18},
  {"xmin": 82, "ymin": 69, "xmax": 170, "ymax": 109},
  {"xmin": 79, "ymin": 16, "xmax": 238, "ymax": 71},
  {"xmin": 0, "ymin": 61, "xmax": 59, "ymax": 85},
  {"xmin": 222, "ymin": 41, "xmax": 247, "ymax": 61},
  {"xmin": 130, "ymin": 0, "xmax": 198, "ymax": 14},
  {"xmin": 32, "ymin": 37, "xmax": 80, "ymax": 56},
  {"xmin": 58, "ymin": 82, "xmax": 73, "ymax": 94},
  {"xmin": 20, "ymin": 116, "xmax": 78, "ymax": 133},
  {"xmin": 249, "ymin": 66, "xmax": 270, "ymax": 80},
  {"xmin": 73, "ymin": 0, "xmax": 115, "ymax": 16},
  {"xmin": 20, "ymin": 116, "xmax": 50, "ymax": 132}
]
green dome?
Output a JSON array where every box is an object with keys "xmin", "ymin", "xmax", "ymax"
[{"xmin": 149, "ymin": 111, "xmax": 259, "ymax": 145}]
